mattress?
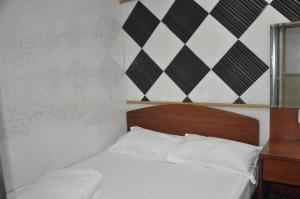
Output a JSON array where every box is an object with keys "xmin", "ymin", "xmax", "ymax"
[{"xmin": 8, "ymin": 150, "xmax": 257, "ymax": 199}]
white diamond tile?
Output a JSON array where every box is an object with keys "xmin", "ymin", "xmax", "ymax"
[
  {"xmin": 126, "ymin": 76, "xmax": 144, "ymax": 100},
  {"xmin": 143, "ymin": 23, "xmax": 184, "ymax": 70},
  {"xmin": 120, "ymin": 0, "xmax": 138, "ymax": 25},
  {"xmin": 240, "ymin": 6, "xmax": 289, "ymax": 65},
  {"xmin": 241, "ymin": 70, "xmax": 270, "ymax": 104},
  {"xmin": 187, "ymin": 15, "xmax": 237, "ymax": 68},
  {"xmin": 265, "ymin": 0, "xmax": 273, "ymax": 3},
  {"xmin": 194, "ymin": 0, "xmax": 219, "ymax": 12},
  {"xmin": 123, "ymin": 31, "xmax": 141, "ymax": 70},
  {"xmin": 146, "ymin": 73, "xmax": 186, "ymax": 102},
  {"xmin": 189, "ymin": 71, "xmax": 238, "ymax": 103},
  {"xmin": 140, "ymin": 0, "xmax": 175, "ymax": 20}
]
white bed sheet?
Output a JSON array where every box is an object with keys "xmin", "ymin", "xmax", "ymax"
[{"xmin": 8, "ymin": 150, "xmax": 256, "ymax": 199}]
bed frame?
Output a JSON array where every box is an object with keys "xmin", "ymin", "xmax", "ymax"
[{"xmin": 127, "ymin": 104, "xmax": 259, "ymax": 146}]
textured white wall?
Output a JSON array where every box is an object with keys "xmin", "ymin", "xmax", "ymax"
[{"xmin": 0, "ymin": 0, "xmax": 126, "ymax": 192}]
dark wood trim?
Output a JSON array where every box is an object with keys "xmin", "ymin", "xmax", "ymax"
[
  {"xmin": 259, "ymin": 141, "xmax": 300, "ymax": 198},
  {"xmin": 120, "ymin": 0, "xmax": 136, "ymax": 4},
  {"xmin": 260, "ymin": 141, "xmax": 300, "ymax": 162},
  {"xmin": 270, "ymin": 108, "xmax": 300, "ymax": 141},
  {"xmin": 127, "ymin": 104, "xmax": 259, "ymax": 145},
  {"xmin": 271, "ymin": 183, "xmax": 300, "ymax": 195},
  {"xmin": 259, "ymin": 108, "xmax": 300, "ymax": 198},
  {"xmin": 127, "ymin": 100, "xmax": 270, "ymax": 108}
]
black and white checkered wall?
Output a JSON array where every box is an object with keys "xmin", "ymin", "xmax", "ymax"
[{"xmin": 121, "ymin": 0, "xmax": 299, "ymax": 104}]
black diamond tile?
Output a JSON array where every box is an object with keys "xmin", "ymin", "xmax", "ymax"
[
  {"xmin": 234, "ymin": 98, "xmax": 246, "ymax": 104},
  {"xmin": 123, "ymin": 1, "xmax": 160, "ymax": 47},
  {"xmin": 141, "ymin": 96, "xmax": 150, "ymax": 102},
  {"xmin": 212, "ymin": 41, "xmax": 269, "ymax": 96},
  {"xmin": 126, "ymin": 50, "xmax": 163, "ymax": 94},
  {"xmin": 162, "ymin": 0, "xmax": 208, "ymax": 43},
  {"xmin": 211, "ymin": 0, "xmax": 268, "ymax": 38},
  {"xmin": 271, "ymin": 0, "xmax": 300, "ymax": 21},
  {"xmin": 165, "ymin": 46, "xmax": 210, "ymax": 95},
  {"xmin": 183, "ymin": 97, "xmax": 193, "ymax": 103}
]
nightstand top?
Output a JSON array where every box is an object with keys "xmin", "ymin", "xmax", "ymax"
[{"xmin": 260, "ymin": 141, "xmax": 300, "ymax": 162}]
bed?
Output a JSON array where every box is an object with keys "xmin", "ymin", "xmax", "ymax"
[{"xmin": 7, "ymin": 104, "xmax": 260, "ymax": 199}]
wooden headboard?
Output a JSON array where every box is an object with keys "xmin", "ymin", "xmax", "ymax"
[{"xmin": 127, "ymin": 104, "xmax": 259, "ymax": 146}]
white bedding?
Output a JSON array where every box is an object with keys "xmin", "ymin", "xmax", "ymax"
[
  {"xmin": 16, "ymin": 169, "xmax": 103, "ymax": 199},
  {"xmin": 8, "ymin": 150, "xmax": 256, "ymax": 199}
]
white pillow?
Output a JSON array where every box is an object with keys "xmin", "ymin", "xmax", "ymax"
[
  {"xmin": 184, "ymin": 133, "xmax": 207, "ymax": 141},
  {"xmin": 166, "ymin": 134, "xmax": 262, "ymax": 183},
  {"xmin": 109, "ymin": 126, "xmax": 183, "ymax": 161}
]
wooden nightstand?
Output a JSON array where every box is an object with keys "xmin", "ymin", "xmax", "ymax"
[{"xmin": 258, "ymin": 141, "xmax": 300, "ymax": 199}]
